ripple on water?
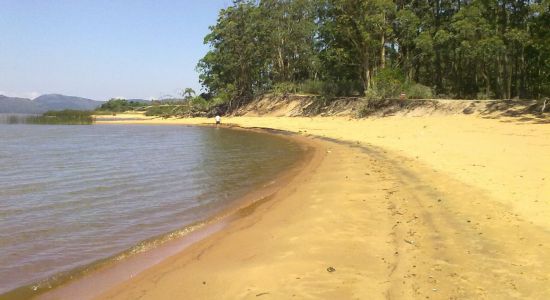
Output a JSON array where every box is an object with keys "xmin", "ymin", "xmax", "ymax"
[{"xmin": 0, "ymin": 124, "xmax": 303, "ymax": 295}]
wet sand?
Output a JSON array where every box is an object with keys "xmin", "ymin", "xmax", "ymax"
[{"xmin": 92, "ymin": 114, "xmax": 550, "ymax": 299}]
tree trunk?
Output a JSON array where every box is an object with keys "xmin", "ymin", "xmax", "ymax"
[
  {"xmin": 278, "ymin": 39, "xmax": 285, "ymax": 81},
  {"xmin": 380, "ymin": 11, "xmax": 386, "ymax": 70},
  {"xmin": 498, "ymin": 54, "xmax": 505, "ymax": 99},
  {"xmin": 380, "ymin": 32, "xmax": 385, "ymax": 69},
  {"xmin": 360, "ymin": 51, "xmax": 371, "ymax": 93},
  {"xmin": 482, "ymin": 68, "xmax": 491, "ymax": 98},
  {"xmin": 505, "ymin": 53, "xmax": 512, "ymax": 99}
]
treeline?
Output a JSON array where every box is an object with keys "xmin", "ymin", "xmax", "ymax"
[
  {"xmin": 96, "ymin": 92, "xmax": 221, "ymax": 118},
  {"xmin": 198, "ymin": 0, "xmax": 550, "ymax": 108}
]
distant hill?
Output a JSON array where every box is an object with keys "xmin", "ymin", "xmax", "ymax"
[
  {"xmin": 0, "ymin": 95, "xmax": 47, "ymax": 114},
  {"xmin": 33, "ymin": 94, "xmax": 102, "ymax": 111},
  {"xmin": 0, "ymin": 94, "xmax": 103, "ymax": 114}
]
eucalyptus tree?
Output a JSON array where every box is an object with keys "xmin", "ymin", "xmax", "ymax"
[
  {"xmin": 317, "ymin": 0, "xmax": 396, "ymax": 92},
  {"xmin": 197, "ymin": 0, "xmax": 268, "ymax": 108},
  {"xmin": 259, "ymin": 0, "xmax": 318, "ymax": 83},
  {"xmin": 197, "ymin": 0, "xmax": 549, "ymax": 103}
]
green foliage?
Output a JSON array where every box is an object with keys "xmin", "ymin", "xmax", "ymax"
[
  {"xmin": 373, "ymin": 68, "xmax": 405, "ymax": 99},
  {"xmin": 144, "ymin": 96, "xmax": 219, "ymax": 118},
  {"xmin": 144, "ymin": 105, "xmax": 182, "ymax": 118},
  {"xmin": 273, "ymin": 82, "xmax": 299, "ymax": 95},
  {"xmin": 364, "ymin": 88, "xmax": 380, "ymax": 101},
  {"xmin": 271, "ymin": 80, "xmax": 363, "ymax": 97},
  {"xmin": 319, "ymin": 80, "xmax": 364, "ymax": 97},
  {"xmin": 405, "ymin": 83, "xmax": 433, "ymax": 99},
  {"xmin": 296, "ymin": 80, "xmax": 324, "ymax": 95},
  {"xmin": 98, "ymin": 99, "xmax": 145, "ymax": 112},
  {"xmin": 182, "ymin": 88, "xmax": 196, "ymax": 100},
  {"xmin": 27, "ymin": 110, "xmax": 94, "ymax": 125},
  {"xmin": 190, "ymin": 96, "xmax": 208, "ymax": 110},
  {"xmin": 197, "ymin": 0, "xmax": 550, "ymax": 106}
]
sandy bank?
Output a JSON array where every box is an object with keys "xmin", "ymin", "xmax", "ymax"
[{"xmin": 92, "ymin": 113, "xmax": 550, "ymax": 299}]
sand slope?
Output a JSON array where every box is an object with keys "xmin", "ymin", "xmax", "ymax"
[{"xmin": 94, "ymin": 114, "xmax": 550, "ymax": 299}]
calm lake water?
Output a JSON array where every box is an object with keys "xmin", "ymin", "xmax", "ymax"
[{"xmin": 0, "ymin": 124, "xmax": 302, "ymax": 294}]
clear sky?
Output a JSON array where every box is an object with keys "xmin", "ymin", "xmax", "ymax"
[{"xmin": 0, "ymin": 1, "xmax": 230, "ymax": 100}]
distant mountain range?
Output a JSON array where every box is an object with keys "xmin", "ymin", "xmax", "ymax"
[{"xmin": 0, "ymin": 94, "xmax": 104, "ymax": 114}]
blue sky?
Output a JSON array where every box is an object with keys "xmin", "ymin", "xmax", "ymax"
[{"xmin": 0, "ymin": 1, "xmax": 230, "ymax": 100}]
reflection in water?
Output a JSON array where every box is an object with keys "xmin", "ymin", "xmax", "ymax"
[
  {"xmin": 197, "ymin": 128, "xmax": 299, "ymax": 201},
  {"xmin": 0, "ymin": 114, "xmax": 37, "ymax": 124},
  {"xmin": 0, "ymin": 124, "xmax": 302, "ymax": 295}
]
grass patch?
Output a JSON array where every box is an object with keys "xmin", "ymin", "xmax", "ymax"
[{"xmin": 27, "ymin": 110, "xmax": 94, "ymax": 125}]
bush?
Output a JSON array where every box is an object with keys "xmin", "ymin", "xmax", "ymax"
[
  {"xmin": 190, "ymin": 96, "xmax": 208, "ymax": 111},
  {"xmin": 373, "ymin": 68, "xmax": 405, "ymax": 99},
  {"xmin": 406, "ymin": 83, "xmax": 433, "ymax": 99},
  {"xmin": 267, "ymin": 79, "xmax": 363, "ymax": 98},
  {"xmin": 364, "ymin": 88, "xmax": 380, "ymax": 100},
  {"xmin": 273, "ymin": 82, "xmax": 298, "ymax": 95},
  {"xmin": 145, "ymin": 105, "xmax": 183, "ymax": 117},
  {"xmin": 337, "ymin": 80, "xmax": 363, "ymax": 96},
  {"xmin": 214, "ymin": 84, "xmax": 236, "ymax": 104},
  {"xmin": 297, "ymin": 80, "xmax": 324, "ymax": 95},
  {"xmin": 316, "ymin": 79, "xmax": 363, "ymax": 97},
  {"xmin": 143, "ymin": 96, "xmax": 221, "ymax": 118},
  {"xmin": 98, "ymin": 99, "xmax": 146, "ymax": 112}
]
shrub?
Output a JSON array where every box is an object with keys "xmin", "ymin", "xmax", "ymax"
[
  {"xmin": 145, "ymin": 105, "xmax": 182, "ymax": 117},
  {"xmin": 318, "ymin": 79, "xmax": 363, "ymax": 97},
  {"xmin": 364, "ymin": 88, "xmax": 380, "ymax": 100},
  {"xmin": 273, "ymin": 82, "xmax": 298, "ymax": 95},
  {"xmin": 98, "ymin": 99, "xmax": 145, "ymax": 112},
  {"xmin": 190, "ymin": 96, "xmax": 208, "ymax": 111},
  {"xmin": 406, "ymin": 83, "xmax": 434, "ymax": 99},
  {"xmin": 373, "ymin": 68, "xmax": 405, "ymax": 99},
  {"xmin": 270, "ymin": 80, "xmax": 363, "ymax": 97},
  {"xmin": 297, "ymin": 80, "xmax": 324, "ymax": 95}
]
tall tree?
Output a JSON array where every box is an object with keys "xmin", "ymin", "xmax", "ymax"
[
  {"xmin": 198, "ymin": 0, "xmax": 550, "ymax": 103},
  {"xmin": 318, "ymin": 0, "xmax": 395, "ymax": 91},
  {"xmin": 197, "ymin": 1, "xmax": 268, "ymax": 108}
]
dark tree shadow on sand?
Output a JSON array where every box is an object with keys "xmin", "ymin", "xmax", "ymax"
[{"xmin": 480, "ymin": 99, "xmax": 550, "ymax": 124}]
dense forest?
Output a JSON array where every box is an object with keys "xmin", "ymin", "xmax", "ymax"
[{"xmin": 197, "ymin": 0, "xmax": 550, "ymax": 108}]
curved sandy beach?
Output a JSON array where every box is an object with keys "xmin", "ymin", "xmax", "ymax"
[{"xmin": 85, "ymin": 114, "xmax": 550, "ymax": 299}]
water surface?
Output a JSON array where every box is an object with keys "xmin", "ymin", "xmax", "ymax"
[{"xmin": 0, "ymin": 124, "xmax": 302, "ymax": 294}]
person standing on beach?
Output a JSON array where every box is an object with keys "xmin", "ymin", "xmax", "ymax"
[{"xmin": 215, "ymin": 115, "xmax": 221, "ymax": 125}]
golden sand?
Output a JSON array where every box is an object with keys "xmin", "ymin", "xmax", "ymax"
[{"xmin": 91, "ymin": 113, "xmax": 549, "ymax": 299}]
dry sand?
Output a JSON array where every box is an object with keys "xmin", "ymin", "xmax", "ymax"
[{"xmin": 92, "ymin": 113, "xmax": 549, "ymax": 299}]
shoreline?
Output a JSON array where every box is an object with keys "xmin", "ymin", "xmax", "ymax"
[
  {"xmin": 96, "ymin": 113, "xmax": 550, "ymax": 229},
  {"xmin": 92, "ymin": 113, "xmax": 549, "ymax": 299},
  {"xmin": 2, "ymin": 126, "xmax": 315, "ymax": 300},
  {"xmin": 13, "ymin": 113, "xmax": 550, "ymax": 298}
]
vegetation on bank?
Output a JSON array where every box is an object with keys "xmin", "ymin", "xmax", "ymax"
[
  {"xmin": 85, "ymin": 1, "xmax": 549, "ymax": 118},
  {"xmin": 96, "ymin": 99, "xmax": 147, "ymax": 113},
  {"xmin": 26, "ymin": 110, "xmax": 94, "ymax": 125},
  {"xmin": 94, "ymin": 92, "xmax": 225, "ymax": 118},
  {"xmin": 196, "ymin": 0, "xmax": 549, "ymax": 110}
]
